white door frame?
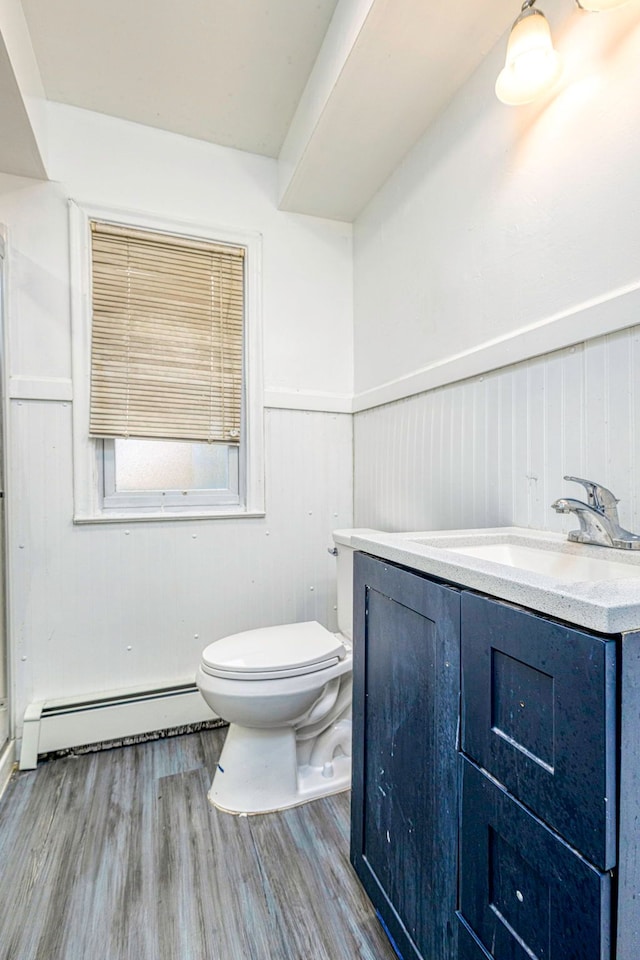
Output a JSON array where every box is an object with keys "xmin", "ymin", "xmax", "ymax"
[{"xmin": 0, "ymin": 229, "xmax": 11, "ymax": 766}]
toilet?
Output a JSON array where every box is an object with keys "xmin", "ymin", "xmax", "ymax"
[{"xmin": 196, "ymin": 529, "xmax": 359, "ymax": 815}]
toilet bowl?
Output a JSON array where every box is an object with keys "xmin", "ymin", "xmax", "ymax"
[
  {"xmin": 196, "ymin": 529, "xmax": 367, "ymax": 815},
  {"xmin": 197, "ymin": 622, "xmax": 352, "ymax": 814}
]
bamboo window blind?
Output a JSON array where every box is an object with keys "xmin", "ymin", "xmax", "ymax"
[{"xmin": 89, "ymin": 221, "xmax": 245, "ymax": 444}]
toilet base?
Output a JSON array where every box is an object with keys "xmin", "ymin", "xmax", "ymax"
[{"xmin": 208, "ymin": 720, "xmax": 351, "ymax": 815}]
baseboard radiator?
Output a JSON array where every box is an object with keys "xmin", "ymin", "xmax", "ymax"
[{"xmin": 20, "ymin": 681, "xmax": 223, "ymax": 770}]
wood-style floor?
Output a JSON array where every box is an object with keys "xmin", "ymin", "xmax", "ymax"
[{"xmin": 0, "ymin": 728, "xmax": 397, "ymax": 960}]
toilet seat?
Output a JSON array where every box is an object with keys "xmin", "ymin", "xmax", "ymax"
[{"xmin": 200, "ymin": 621, "xmax": 347, "ymax": 681}]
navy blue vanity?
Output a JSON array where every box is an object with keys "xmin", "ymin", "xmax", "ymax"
[{"xmin": 350, "ymin": 548, "xmax": 640, "ymax": 960}]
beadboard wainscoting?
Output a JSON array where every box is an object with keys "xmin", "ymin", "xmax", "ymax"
[
  {"xmin": 354, "ymin": 324, "xmax": 640, "ymax": 536},
  {"xmin": 10, "ymin": 404, "xmax": 353, "ymax": 742}
]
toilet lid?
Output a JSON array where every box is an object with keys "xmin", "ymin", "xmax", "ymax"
[{"xmin": 200, "ymin": 621, "xmax": 347, "ymax": 680}]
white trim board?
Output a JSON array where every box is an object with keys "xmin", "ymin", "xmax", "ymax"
[
  {"xmin": 0, "ymin": 739, "xmax": 16, "ymax": 800},
  {"xmin": 9, "ymin": 377, "xmax": 73, "ymax": 401},
  {"xmin": 264, "ymin": 390, "xmax": 353, "ymax": 413},
  {"xmin": 8, "ymin": 381, "xmax": 354, "ymax": 413},
  {"xmin": 352, "ymin": 282, "xmax": 640, "ymax": 413},
  {"xmin": 12, "ymin": 280, "xmax": 640, "ymax": 416}
]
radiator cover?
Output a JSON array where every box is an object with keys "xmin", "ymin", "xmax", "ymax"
[{"xmin": 20, "ymin": 681, "xmax": 218, "ymax": 769}]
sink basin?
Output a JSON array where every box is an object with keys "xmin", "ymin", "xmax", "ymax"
[
  {"xmin": 403, "ymin": 531, "xmax": 640, "ymax": 582},
  {"xmin": 435, "ymin": 539, "xmax": 640, "ymax": 582}
]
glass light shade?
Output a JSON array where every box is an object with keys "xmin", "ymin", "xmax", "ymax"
[
  {"xmin": 579, "ymin": 0, "xmax": 630, "ymax": 9},
  {"xmin": 496, "ymin": 9, "xmax": 561, "ymax": 105}
]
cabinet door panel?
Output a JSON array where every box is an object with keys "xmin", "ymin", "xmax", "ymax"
[
  {"xmin": 457, "ymin": 917, "xmax": 496, "ymax": 960},
  {"xmin": 351, "ymin": 554, "xmax": 460, "ymax": 960},
  {"xmin": 459, "ymin": 759, "xmax": 611, "ymax": 960},
  {"xmin": 461, "ymin": 591, "xmax": 617, "ymax": 869}
]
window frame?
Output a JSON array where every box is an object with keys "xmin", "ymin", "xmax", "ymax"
[{"xmin": 70, "ymin": 200, "xmax": 264, "ymax": 522}]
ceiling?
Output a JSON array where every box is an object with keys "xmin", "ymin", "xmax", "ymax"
[
  {"xmin": 10, "ymin": 0, "xmax": 516, "ymax": 219},
  {"xmin": 21, "ymin": 0, "xmax": 340, "ymax": 158}
]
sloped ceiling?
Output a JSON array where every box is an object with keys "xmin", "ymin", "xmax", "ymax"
[
  {"xmin": 0, "ymin": 25, "xmax": 45, "ymax": 179},
  {"xmin": 21, "ymin": 0, "xmax": 340, "ymax": 158},
  {"xmin": 11, "ymin": 0, "xmax": 516, "ymax": 219},
  {"xmin": 278, "ymin": 0, "xmax": 516, "ymax": 220}
]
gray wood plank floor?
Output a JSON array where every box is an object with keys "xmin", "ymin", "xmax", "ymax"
[{"xmin": 0, "ymin": 729, "xmax": 397, "ymax": 960}]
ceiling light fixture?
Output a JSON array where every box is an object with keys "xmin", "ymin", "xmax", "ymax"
[
  {"xmin": 496, "ymin": 1, "xmax": 561, "ymax": 105},
  {"xmin": 496, "ymin": 0, "xmax": 632, "ymax": 105}
]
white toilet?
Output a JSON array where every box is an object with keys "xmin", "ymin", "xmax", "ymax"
[{"xmin": 196, "ymin": 529, "xmax": 358, "ymax": 814}]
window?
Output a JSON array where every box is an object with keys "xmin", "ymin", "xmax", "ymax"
[
  {"xmin": 90, "ymin": 220, "xmax": 243, "ymax": 511},
  {"xmin": 70, "ymin": 203, "xmax": 264, "ymax": 521},
  {"xmin": 101, "ymin": 438, "xmax": 240, "ymax": 509}
]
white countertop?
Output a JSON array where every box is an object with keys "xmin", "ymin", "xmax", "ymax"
[{"xmin": 351, "ymin": 527, "xmax": 640, "ymax": 635}]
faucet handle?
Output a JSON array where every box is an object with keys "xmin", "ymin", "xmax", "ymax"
[{"xmin": 563, "ymin": 476, "xmax": 619, "ymax": 520}]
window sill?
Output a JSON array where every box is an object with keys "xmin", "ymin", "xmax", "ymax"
[{"xmin": 73, "ymin": 509, "xmax": 267, "ymax": 524}]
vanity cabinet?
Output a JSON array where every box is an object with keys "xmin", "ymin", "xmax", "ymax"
[{"xmin": 351, "ymin": 551, "xmax": 640, "ymax": 960}]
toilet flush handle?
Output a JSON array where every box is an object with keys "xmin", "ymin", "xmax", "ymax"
[{"xmin": 327, "ymin": 546, "xmax": 338, "ymax": 556}]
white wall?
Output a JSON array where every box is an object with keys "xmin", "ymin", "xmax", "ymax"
[
  {"xmin": 10, "ymin": 102, "xmax": 354, "ymax": 404},
  {"xmin": 353, "ymin": 4, "xmax": 640, "ymax": 531},
  {"xmin": 353, "ymin": 3, "xmax": 640, "ymax": 404},
  {"xmin": 0, "ymin": 103, "xmax": 354, "ymax": 735}
]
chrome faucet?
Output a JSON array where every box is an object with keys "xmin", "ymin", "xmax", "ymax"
[{"xmin": 551, "ymin": 476, "xmax": 640, "ymax": 550}]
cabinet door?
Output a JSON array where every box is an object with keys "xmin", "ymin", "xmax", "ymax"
[
  {"xmin": 461, "ymin": 591, "xmax": 617, "ymax": 870},
  {"xmin": 458, "ymin": 758, "xmax": 611, "ymax": 960},
  {"xmin": 351, "ymin": 553, "xmax": 460, "ymax": 960}
]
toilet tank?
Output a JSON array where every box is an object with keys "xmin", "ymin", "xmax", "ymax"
[{"xmin": 332, "ymin": 529, "xmax": 382, "ymax": 641}]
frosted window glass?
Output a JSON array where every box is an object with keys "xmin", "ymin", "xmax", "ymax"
[{"xmin": 114, "ymin": 439, "xmax": 230, "ymax": 491}]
